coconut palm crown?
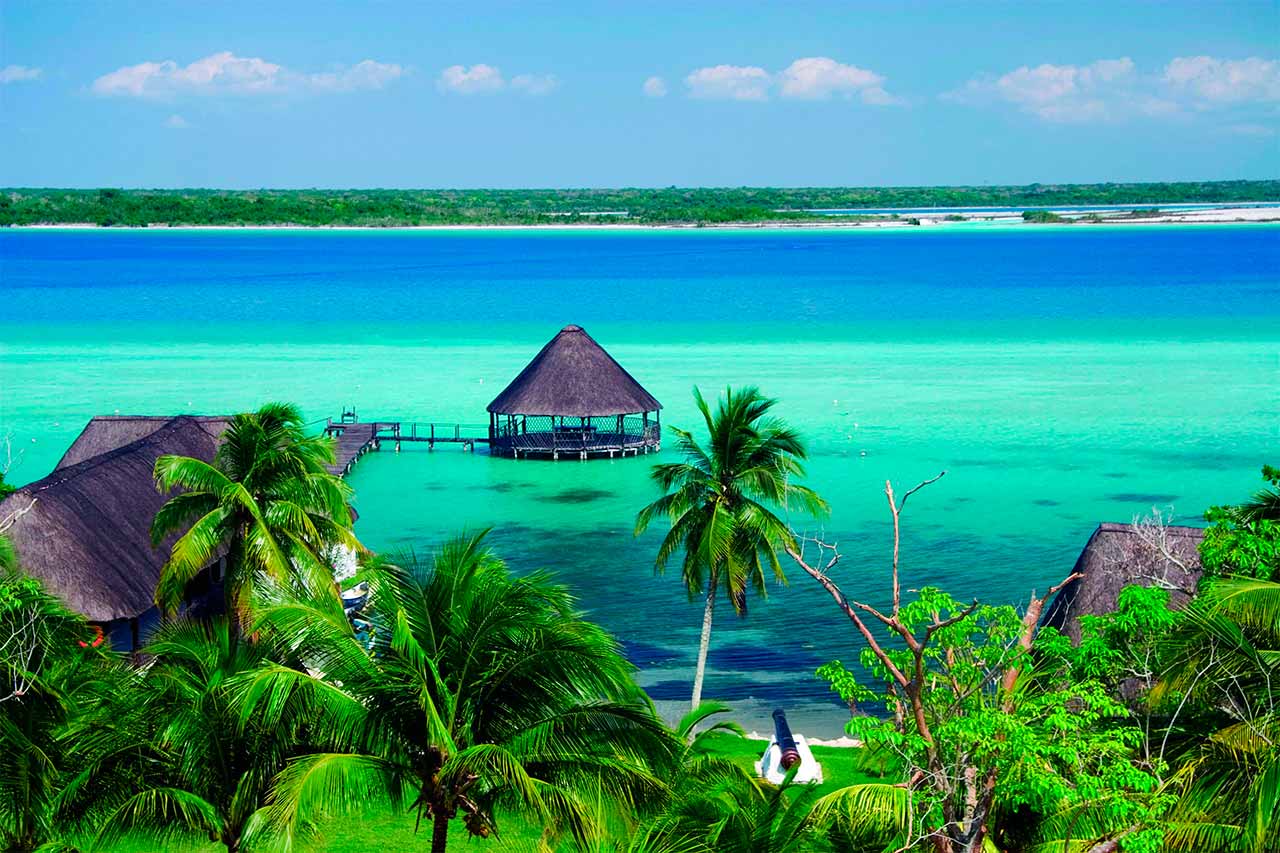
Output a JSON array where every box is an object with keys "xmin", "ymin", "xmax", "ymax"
[
  {"xmin": 150, "ymin": 402, "xmax": 359, "ymax": 623},
  {"xmin": 635, "ymin": 386, "xmax": 827, "ymax": 710},
  {"xmin": 239, "ymin": 530, "xmax": 676, "ymax": 853}
]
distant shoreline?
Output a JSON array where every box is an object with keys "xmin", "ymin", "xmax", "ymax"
[{"xmin": 9, "ymin": 206, "xmax": 1280, "ymax": 231}]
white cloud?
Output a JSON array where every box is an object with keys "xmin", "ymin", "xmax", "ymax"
[
  {"xmin": 944, "ymin": 58, "xmax": 1142, "ymax": 122},
  {"xmin": 1164, "ymin": 56, "xmax": 1280, "ymax": 104},
  {"xmin": 437, "ymin": 64, "xmax": 556, "ymax": 96},
  {"xmin": 778, "ymin": 57, "xmax": 885, "ymax": 101},
  {"xmin": 91, "ymin": 52, "xmax": 402, "ymax": 98},
  {"xmin": 685, "ymin": 64, "xmax": 772, "ymax": 101},
  {"xmin": 308, "ymin": 59, "xmax": 405, "ymax": 93},
  {"xmin": 438, "ymin": 64, "xmax": 505, "ymax": 95},
  {"xmin": 997, "ymin": 58, "xmax": 1134, "ymax": 120},
  {"xmin": 163, "ymin": 114, "xmax": 189, "ymax": 129},
  {"xmin": 511, "ymin": 73, "xmax": 558, "ymax": 96},
  {"xmin": 681, "ymin": 58, "xmax": 892, "ymax": 103},
  {"xmin": 860, "ymin": 86, "xmax": 895, "ymax": 106},
  {"xmin": 642, "ymin": 76, "xmax": 668, "ymax": 98},
  {"xmin": 0, "ymin": 65, "xmax": 42, "ymax": 84},
  {"xmin": 946, "ymin": 55, "xmax": 1280, "ymax": 123}
]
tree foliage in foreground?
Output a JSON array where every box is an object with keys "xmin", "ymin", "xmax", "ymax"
[
  {"xmin": 65, "ymin": 617, "xmax": 314, "ymax": 853},
  {"xmin": 791, "ymin": 477, "xmax": 1165, "ymax": 853},
  {"xmin": 635, "ymin": 386, "xmax": 827, "ymax": 711},
  {"xmin": 241, "ymin": 530, "xmax": 676, "ymax": 853},
  {"xmin": 1201, "ymin": 465, "xmax": 1280, "ymax": 582},
  {"xmin": 0, "ymin": 562, "xmax": 107, "ymax": 853},
  {"xmin": 151, "ymin": 401, "xmax": 360, "ymax": 626},
  {"xmin": 1153, "ymin": 576, "xmax": 1280, "ymax": 851},
  {"xmin": 5, "ymin": 395, "xmax": 1280, "ymax": 852}
]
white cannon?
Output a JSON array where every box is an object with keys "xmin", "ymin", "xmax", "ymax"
[{"xmin": 755, "ymin": 708, "xmax": 823, "ymax": 785}]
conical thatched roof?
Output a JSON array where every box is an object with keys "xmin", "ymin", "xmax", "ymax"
[
  {"xmin": 1, "ymin": 416, "xmax": 227, "ymax": 622},
  {"xmin": 487, "ymin": 325, "xmax": 662, "ymax": 417},
  {"xmin": 1041, "ymin": 521, "xmax": 1204, "ymax": 644}
]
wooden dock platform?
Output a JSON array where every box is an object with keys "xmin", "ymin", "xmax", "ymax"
[{"xmin": 324, "ymin": 413, "xmax": 490, "ymax": 477}]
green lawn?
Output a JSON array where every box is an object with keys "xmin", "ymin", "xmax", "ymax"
[{"xmin": 691, "ymin": 732, "xmax": 892, "ymax": 797}]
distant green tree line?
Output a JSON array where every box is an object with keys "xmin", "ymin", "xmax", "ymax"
[{"xmin": 0, "ymin": 181, "xmax": 1276, "ymax": 227}]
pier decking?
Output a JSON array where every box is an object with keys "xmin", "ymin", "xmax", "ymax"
[{"xmin": 324, "ymin": 415, "xmax": 490, "ymax": 477}]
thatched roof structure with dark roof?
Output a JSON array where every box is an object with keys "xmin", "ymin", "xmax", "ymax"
[
  {"xmin": 57, "ymin": 415, "xmax": 232, "ymax": 470},
  {"xmin": 1041, "ymin": 521, "xmax": 1205, "ymax": 644},
  {"xmin": 487, "ymin": 325, "xmax": 662, "ymax": 417},
  {"xmin": 1, "ymin": 416, "xmax": 227, "ymax": 623}
]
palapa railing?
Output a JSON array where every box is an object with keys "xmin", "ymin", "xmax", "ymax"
[{"xmin": 491, "ymin": 414, "xmax": 659, "ymax": 456}]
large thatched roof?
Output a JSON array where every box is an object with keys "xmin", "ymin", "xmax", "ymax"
[
  {"xmin": 57, "ymin": 415, "xmax": 232, "ymax": 470},
  {"xmin": 1041, "ymin": 521, "xmax": 1205, "ymax": 643},
  {"xmin": 487, "ymin": 325, "xmax": 662, "ymax": 417},
  {"xmin": 1, "ymin": 416, "xmax": 227, "ymax": 622}
]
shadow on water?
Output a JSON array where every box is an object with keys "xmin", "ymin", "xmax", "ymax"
[
  {"xmin": 709, "ymin": 643, "xmax": 827, "ymax": 673},
  {"xmin": 622, "ymin": 640, "xmax": 685, "ymax": 667},
  {"xmin": 545, "ymin": 487, "xmax": 615, "ymax": 504},
  {"xmin": 1107, "ymin": 492, "xmax": 1180, "ymax": 504}
]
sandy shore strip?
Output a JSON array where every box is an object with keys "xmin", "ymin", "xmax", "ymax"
[
  {"xmin": 746, "ymin": 731, "xmax": 862, "ymax": 748},
  {"xmin": 7, "ymin": 206, "xmax": 1279, "ymax": 231}
]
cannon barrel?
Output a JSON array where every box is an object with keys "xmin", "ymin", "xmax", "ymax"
[{"xmin": 772, "ymin": 708, "xmax": 801, "ymax": 770}]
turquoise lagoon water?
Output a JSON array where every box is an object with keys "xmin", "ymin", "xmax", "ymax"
[{"xmin": 1, "ymin": 225, "xmax": 1277, "ymax": 735}]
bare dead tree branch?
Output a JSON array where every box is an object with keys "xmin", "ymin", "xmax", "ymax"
[{"xmin": 0, "ymin": 498, "xmax": 37, "ymax": 537}]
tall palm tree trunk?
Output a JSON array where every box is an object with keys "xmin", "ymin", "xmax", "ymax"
[
  {"xmin": 691, "ymin": 585, "xmax": 716, "ymax": 710},
  {"xmin": 430, "ymin": 809, "xmax": 450, "ymax": 853}
]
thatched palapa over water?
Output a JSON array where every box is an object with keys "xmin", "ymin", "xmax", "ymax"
[
  {"xmin": 0, "ymin": 415, "xmax": 231, "ymax": 650},
  {"xmin": 487, "ymin": 325, "xmax": 662, "ymax": 459}
]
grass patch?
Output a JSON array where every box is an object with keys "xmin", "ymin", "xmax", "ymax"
[{"xmin": 692, "ymin": 731, "xmax": 892, "ymax": 796}]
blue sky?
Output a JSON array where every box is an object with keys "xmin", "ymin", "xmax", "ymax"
[{"xmin": 1, "ymin": 1, "xmax": 1277, "ymax": 188}]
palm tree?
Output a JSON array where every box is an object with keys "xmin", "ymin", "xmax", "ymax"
[
  {"xmin": 0, "ymin": 534, "xmax": 15, "ymax": 573},
  {"xmin": 635, "ymin": 387, "xmax": 827, "ymax": 710},
  {"xmin": 1153, "ymin": 576, "xmax": 1280, "ymax": 852},
  {"xmin": 0, "ymin": 565, "xmax": 108, "ymax": 853},
  {"xmin": 66, "ymin": 617, "xmax": 304, "ymax": 853},
  {"xmin": 240, "ymin": 531, "xmax": 677, "ymax": 853},
  {"xmin": 1228, "ymin": 465, "xmax": 1280, "ymax": 524},
  {"xmin": 151, "ymin": 402, "xmax": 359, "ymax": 626}
]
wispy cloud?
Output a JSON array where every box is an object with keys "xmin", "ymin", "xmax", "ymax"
[
  {"xmin": 1164, "ymin": 56, "xmax": 1280, "ymax": 105},
  {"xmin": 0, "ymin": 64, "xmax": 42, "ymax": 84},
  {"xmin": 943, "ymin": 58, "xmax": 1135, "ymax": 122},
  {"xmin": 308, "ymin": 59, "xmax": 405, "ymax": 94},
  {"xmin": 945, "ymin": 55, "xmax": 1280, "ymax": 123},
  {"xmin": 511, "ymin": 73, "xmax": 558, "ymax": 96},
  {"xmin": 91, "ymin": 52, "xmax": 403, "ymax": 98},
  {"xmin": 683, "ymin": 57, "xmax": 893, "ymax": 103},
  {"xmin": 642, "ymin": 76, "xmax": 668, "ymax": 98},
  {"xmin": 437, "ymin": 64, "xmax": 557, "ymax": 96},
  {"xmin": 163, "ymin": 114, "xmax": 190, "ymax": 129},
  {"xmin": 437, "ymin": 64, "xmax": 505, "ymax": 95},
  {"xmin": 685, "ymin": 65, "xmax": 772, "ymax": 101}
]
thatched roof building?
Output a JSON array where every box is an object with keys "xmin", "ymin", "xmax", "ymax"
[
  {"xmin": 487, "ymin": 325, "xmax": 663, "ymax": 459},
  {"xmin": 55, "ymin": 415, "xmax": 231, "ymax": 470},
  {"xmin": 0, "ymin": 415, "xmax": 229, "ymax": 649},
  {"xmin": 1042, "ymin": 521, "xmax": 1205, "ymax": 643}
]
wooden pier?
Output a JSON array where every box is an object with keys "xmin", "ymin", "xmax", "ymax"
[{"xmin": 323, "ymin": 411, "xmax": 490, "ymax": 477}]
